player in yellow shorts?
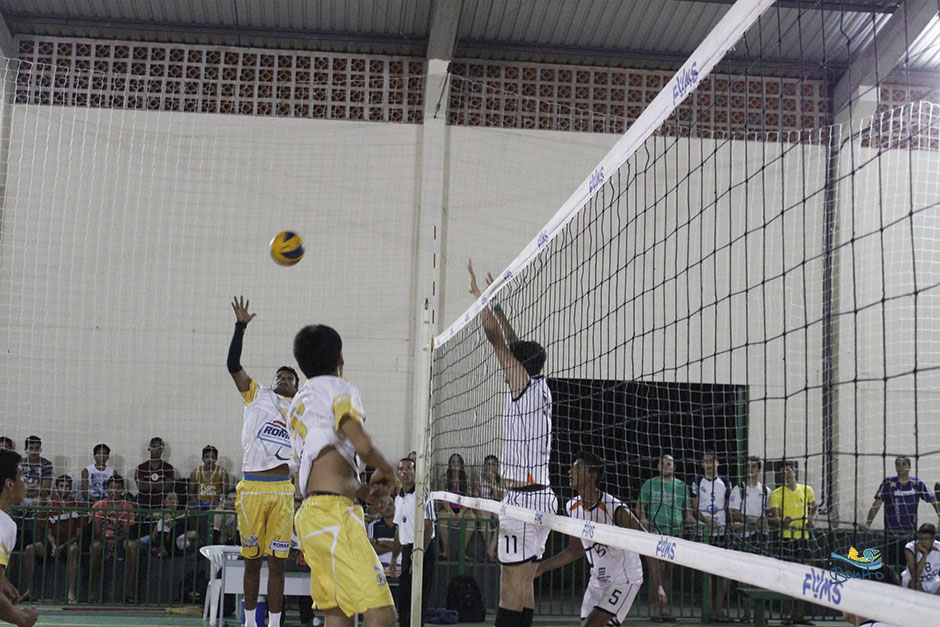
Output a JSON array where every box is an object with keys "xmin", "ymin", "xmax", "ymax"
[
  {"xmin": 228, "ymin": 296, "xmax": 300, "ymax": 627},
  {"xmin": 289, "ymin": 324, "xmax": 399, "ymax": 627}
]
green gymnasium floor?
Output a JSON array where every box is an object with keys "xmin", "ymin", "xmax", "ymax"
[{"xmin": 26, "ymin": 605, "xmax": 708, "ymax": 626}]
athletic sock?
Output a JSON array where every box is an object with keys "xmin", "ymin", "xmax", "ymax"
[
  {"xmin": 519, "ymin": 608, "xmax": 534, "ymax": 627},
  {"xmin": 268, "ymin": 610, "xmax": 281, "ymax": 627},
  {"xmin": 494, "ymin": 607, "xmax": 522, "ymax": 627},
  {"xmin": 244, "ymin": 611, "xmax": 257, "ymax": 627}
]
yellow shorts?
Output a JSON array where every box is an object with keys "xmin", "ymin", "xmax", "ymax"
[
  {"xmin": 294, "ymin": 494, "xmax": 394, "ymax": 616},
  {"xmin": 235, "ymin": 477, "xmax": 294, "ymax": 559}
]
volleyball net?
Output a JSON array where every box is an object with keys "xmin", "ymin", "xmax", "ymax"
[{"xmin": 427, "ymin": 1, "xmax": 940, "ymax": 624}]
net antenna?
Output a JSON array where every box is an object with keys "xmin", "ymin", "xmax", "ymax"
[{"xmin": 428, "ymin": 0, "xmax": 940, "ymax": 624}]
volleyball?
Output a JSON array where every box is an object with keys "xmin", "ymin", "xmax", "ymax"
[{"xmin": 269, "ymin": 231, "xmax": 305, "ymax": 266}]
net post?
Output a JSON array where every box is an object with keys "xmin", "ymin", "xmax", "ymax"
[{"xmin": 410, "ymin": 299, "xmax": 434, "ymax": 627}]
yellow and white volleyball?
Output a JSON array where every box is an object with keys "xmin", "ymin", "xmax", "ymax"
[{"xmin": 269, "ymin": 231, "xmax": 305, "ymax": 266}]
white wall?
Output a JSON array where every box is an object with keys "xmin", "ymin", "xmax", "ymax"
[
  {"xmin": 1, "ymin": 101, "xmax": 937, "ymax": 526},
  {"xmin": 0, "ymin": 106, "xmax": 421, "ymax": 484}
]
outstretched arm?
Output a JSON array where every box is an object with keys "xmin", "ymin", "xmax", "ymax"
[
  {"xmin": 535, "ymin": 533, "xmax": 584, "ymax": 577},
  {"xmin": 228, "ymin": 296, "xmax": 256, "ymax": 393},
  {"xmin": 484, "ymin": 271, "xmax": 518, "ymax": 342},
  {"xmin": 468, "ymin": 260, "xmax": 530, "ymax": 397}
]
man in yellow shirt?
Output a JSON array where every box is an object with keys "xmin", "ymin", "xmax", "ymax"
[{"xmin": 769, "ymin": 462, "xmax": 816, "ymax": 625}]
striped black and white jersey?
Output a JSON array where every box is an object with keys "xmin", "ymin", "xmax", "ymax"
[{"xmin": 502, "ymin": 375, "xmax": 552, "ymax": 486}]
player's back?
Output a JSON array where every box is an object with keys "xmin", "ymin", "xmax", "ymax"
[
  {"xmin": 502, "ymin": 375, "xmax": 552, "ymax": 487},
  {"xmin": 289, "ymin": 375, "xmax": 364, "ymax": 498}
]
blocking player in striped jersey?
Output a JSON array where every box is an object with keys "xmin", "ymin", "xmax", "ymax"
[
  {"xmin": 468, "ymin": 260, "xmax": 557, "ymax": 627},
  {"xmin": 228, "ymin": 296, "xmax": 300, "ymax": 627},
  {"xmin": 537, "ymin": 452, "xmax": 663, "ymax": 627}
]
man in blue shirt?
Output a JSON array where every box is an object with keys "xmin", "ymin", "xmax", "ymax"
[{"xmin": 861, "ymin": 456, "xmax": 940, "ymax": 568}]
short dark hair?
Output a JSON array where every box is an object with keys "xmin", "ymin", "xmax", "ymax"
[
  {"xmin": 0, "ymin": 449, "xmax": 21, "ymax": 497},
  {"xmin": 896, "ymin": 455, "xmax": 911, "ymax": 465},
  {"xmin": 202, "ymin": 445, "xmax": 219, "ymax": 457},
  {"xmin": 702, "ymin": 450, "xmax": 718, "ymax": 461},
  {"xmin": 508, "ymin": 340, "xmax": 546, "ymax": 376},
  {"xmin": 398, "ymin": 458, "xmax": 415, "ymax": 468},
  {"xmin": 94, "ymin": 443, "xmax": 111, "ymax": 455},
  {"xmin": 105, "ymin": 474, "xmax": 125, "ymax": 488},
  {"xmin": 0, "ymin": 437, "xmax": 13, "ymax": 450},
  {"xmin": 24, "ymin": 435, "xmax": 41, "ymax": 449},
  {"xmin": 918, "ymin": 523, "xmax": 937, "ymax": 537},
  {"xmin": 55, "ymin": 474, "xmax": 73, "ymax": 487},
  {"xmin": 484, "ymin": 454, "xmax": 499, "ymax": 464},
  {"xmin": 294, "ymin": 325, "xmax": 343, "ymax": 378},
  {"xmin": 574, "ymin": 450, "xmax": 605, "ymax": 484},
  {"xmin": 149, "ymin": 437, "xmax": 164, "ymax": 448},
  {"xmin": 747, "ymin": 455, "xmax": 762, "ymax": 469},
  {"xmin": 276, "ymin": 365, "xmax": 300, "ymax": 389}
]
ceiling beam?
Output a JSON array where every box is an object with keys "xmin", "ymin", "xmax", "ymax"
[
  {"xmin": 426, "ymin": 0, "xmax": 462, "ymax": 62},
  {"xmin": 1, "ymin": 13, "xmax": 427, "ymax": 55},
  {"xmin": 680, "ymin": 0, "xmax": 897, "ymax": 12},
  {"xmin": 832, "ymin": 0, "xmax": 938, "ymax": 116}
]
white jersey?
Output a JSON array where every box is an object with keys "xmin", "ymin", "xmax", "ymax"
[
  {"xmin": 566, "ymin": 492, "xmax": 643, "ymax": 585},
  {"xmin": 692, "ymin": 475, "xmax": 731, "ymax": 529},
  {"xmin": 0, "ymin": 509, "xmax": 16, "ymax": 567},
  {"xmin": 394, "ymin": 489, "xmax": 436, "ymax": 545},
  {"xmin": 902, "ymin": 539, "xmax": 940, "ymax": 584},
  {"xmin": 502, "ymin": 375, "xmax": 552, "ymax": 486},
  {"xmin": 84, "ymin": 464, "xmax": 115, "ymax": 501},
  {"xmin": 288, "ymin": 375, "xmax": 364, "ymax": 493},
  {"xmin": 241, "ymin": 379, "xmax": 293, "ymax": 474},
  {"xmin": 729, "ymin": 482, "xmax": 769, "ymax": 535}
]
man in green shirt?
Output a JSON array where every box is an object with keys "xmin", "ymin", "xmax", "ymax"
[{"xmin": 638, "ymin": 454, "xmax": 691, "ymax": 623}]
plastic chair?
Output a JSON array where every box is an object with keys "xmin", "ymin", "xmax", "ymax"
[{"xmin": 200, "ymin": 544, "xmax": 242, "ymax": 626}]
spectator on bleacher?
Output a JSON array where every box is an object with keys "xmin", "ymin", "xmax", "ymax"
[
  {"xmin": 90, "ymin": 475, "xmax": 139, "ymax": 603},
  {"xmin": 81, "ymin": 443, "xmax": 114, "ymax": 504},
  {"xmin": 436, "ymin": 452, "xmax": 477, "ymax": 561},
  {"xmin": 730, "ymin": 456, "xmax": 770, "ymax": 547},
  {"xmin": 901, "ymin": 522, "xmax": 940, "ymax": 594},
  {"xmin": 769, "ymin": 461, "xmax": 816, "ymax": 625},
  {"xmin": 0, "ymin": 437, "xmax": 13, "ymax": 451},
  {"xmin": 20, "ymin": 436, "xmax": 53, "ymax": 503},
  {"xmin": 691, "ymin": 451, "xmax": 731, "ymax": 622},
  {"xmin": 22, "ymin": 475, "xmax": 85, "ymax": 604},
  {"xmin": 134, "ymin": 437, "xmax": 175, "ymax": 509},
  {"xmin": 189, "ymin": 445, "xmax": 230, "ymax": 509},
  {"xmin": 638, "ymin": 453, "xmax": 691, "ymax": 622},
  {"xmin": 212, "ymin": 487, "xmax": 238, "ymax": 545},
  {"xmin": 395, "ymin": 457, "xmax": 437, "ymax": 627},
  {"xmin": 368, "ymin": 496, "xmax": 399, "ymax": 575},
  {"xmin": 861, "ymin": 456, "xmax": 939, "ymax": 568},
  {"xmin": 479, "ymin": 454, "xmax": 504, "ymax": 562},
  {"xmin": 150, "ymin": 491, "xmax": 196, "ymax": 558}
]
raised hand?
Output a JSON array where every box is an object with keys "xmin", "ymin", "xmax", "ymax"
[
  {"xmin": 231, "ymin": 296, "xmax": 256, "ymax": 325},
  {"xmin": 468, "ymin": 259, "xmax": 482, "ymax": 297},
  {"xmin": 485, "ymin": 272, "xmax": 496, "ymax": 288}
]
